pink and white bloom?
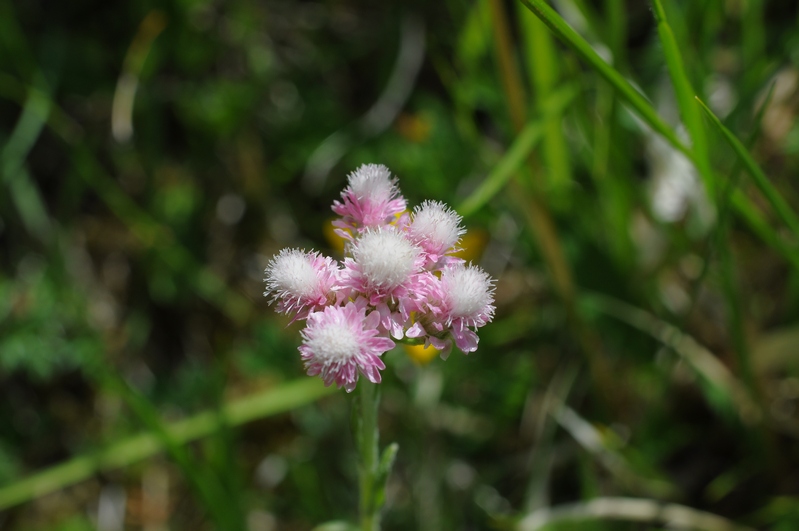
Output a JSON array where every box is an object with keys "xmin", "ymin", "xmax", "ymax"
[
  {"xmin": 409, "ymin": 200, "xmax": 465, "ymax": 269},
  {"xmin": 300, "ymin": 301, "xmax": 395, "ymax": 392},
  {"xmin": 347, "ymin": 227, "xmax": 423, "ymax": 294},
  {"xmin": 339, "ymin": 227, "xmax": 429, "ymax": 338},
  {"xmin": 428, "ymin": 263, "xmax": 495, "ymax": 353},
  {"xmin": 264, "ymin": 249, "xmax": 339, "ymax": 321},
  {"xmin": 265, "ymin": 163, "xmax": 497, "ymax": 390},
  {"xmin": 331, "ymin": 164, "xmax": 407, "ymax": 238}
]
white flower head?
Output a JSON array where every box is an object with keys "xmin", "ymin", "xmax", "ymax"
[
  {"xmin": 417, "ymin": 263, "xmax": 496, "ymax": 353},
  {"xmin": 353, "ymin": 227, "xmax": 422, "ymax": 291},
  {"xmin": 300, "ymin": 302, "xmax": 394, "ymax": 392},
  {"xmin": 347, "ymin": 164, "xmax": 398, "ymax": 203},
  {"xmin": 304, "ymin": 320, "xmax": 361, "ymax": 361},
  {"xmin": 331, "ymin": 164, "xmax": 407, "ymax": 237},
  {"xmin": 263, "ymin": 249, "xmax": 338, "ymax": 319},
  {"xmin": 410, "ymin": 200, "xmax": 465, "ymax": 256},
  {"xmin": 441, "ymin": 264, "xmax": 495, "ymax": 322},
  {"xmin": 265, "ymin": 249, "xmax": 317, "ymax": 299}
]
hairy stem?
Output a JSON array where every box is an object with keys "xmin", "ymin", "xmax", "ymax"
[{"xmin": 358, "ymin": 380, "xmax": 380, "ymax": 531}]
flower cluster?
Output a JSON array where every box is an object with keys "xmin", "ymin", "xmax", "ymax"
[{"xmin": 265, "ymin": 164, "xmax": 495, "ymax": 392}]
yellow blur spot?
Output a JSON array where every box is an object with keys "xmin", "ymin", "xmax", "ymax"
[
  {"xmin": 395, "ymin": 112, "xmax": 432, "ymax": 143},
  {"xmin": 453, "ymin": 228, "xmax": 488, "ymax": 262},
  {"xmin": 403, "ymin": 343, "xmax": 439, "ymax": 365},
  {"xmin": 323, "ymin": 218, "xmax": 347, "ymax": 255}
]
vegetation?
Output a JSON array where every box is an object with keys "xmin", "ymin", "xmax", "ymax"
[{"xmin": 1, "ymin": 0, "xmax": 799, "ymax": 529}]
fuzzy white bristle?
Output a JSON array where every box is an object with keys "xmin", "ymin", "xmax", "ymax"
[
  {"xmin": 354, "ymin": 229, "xmax": 420, "ymax": 290},
  {"xmin": 305, "ymin": 323, "xmax": 360, "ymax": 362},
  {"xmin": 410, "ymin": 200, "xmax": 464, "ymax": 251},
  {"xmin": 347, "ymin": 164, "xmax": 396, "ymax": 202},
  {"xmin": 443, "ymin": 265, "xmax": 494, "ymax": 319},
  {"xmin": 265, "ymin": 249, "xmax": 319, "ymax": 299}
]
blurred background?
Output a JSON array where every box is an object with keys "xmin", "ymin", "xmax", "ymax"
[{"xmin": 2, "ymin": 0, "xmax": 799, "ymax": 529}]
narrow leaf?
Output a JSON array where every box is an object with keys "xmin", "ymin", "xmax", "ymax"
[
  {"xmin": 458, "ymin": 86, "xmax": 577, "ymax": 217},
  {"xmin": 516, "ymin": 0, "xmax": 689, "ymax": 158},
  {"xmin": 373, "ymin": 442, "xmax": 399, "ymax": 509},
  {"xmin": 517, "ymin": 2, "xmax": 572, "ymax": 195},
  {"xmin": 696, "ymin": 96, "xmax": 799, "ymax": 243},
  {"xmin": 0, "ymin": 378, "xmax": 335, "ymax": 510},
  {"xmin": 651, "ymin": 0, "xmax": 714, "ymax": 193}
]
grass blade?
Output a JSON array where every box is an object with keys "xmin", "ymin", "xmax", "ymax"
[
  {"xmin": 517, "ymin": 496, "xmax": 756, "ymax": 531},
  {"xmin": 684, "ymin": 83, "xmax": 779, "ymax": 408},
  {"xmin": 651, "ymin": 0, "xmax": 714, "ymax": 193},
  {"xmin": 0, "ymin": 378, "xmax": 336, "ymax": 510},
  {"xmin": 696, "ymin": 97, "xmax": 799, "ymax": 243},
  {"xmin": 583, "ymin": 293, "xmax": 760, "ymax": 424},
  {"xmin": 515, "ymin": 0, "xmax": 799, "ymax": 275},
  {"xmin": 1, "ymin": 84, "xmax": 53, "ymax": 242},
  {"xmin": 458, "ymin": 86, "xmax": 578, "ymax": 217},
  {"xmin": 516, "ymin": 0, "xmax": 689, "ymax": 158},
  {"xmin": 517, "ymin": 2, "xmax": 572, "ymax": 197},
  {"xmin": 6, "ymin": 165, "xmax": 51, "ymax": 243},
  {"xmin": 730, "ymin": 191, "xmax": 799, "ymax": 270}
]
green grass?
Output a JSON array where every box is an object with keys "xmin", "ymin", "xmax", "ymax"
[{"xmin": 2, "ymin": 0, "xmax": 799, "ymax": 529}]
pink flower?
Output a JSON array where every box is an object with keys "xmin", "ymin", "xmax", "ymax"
[
  {"xmin": 422, "ymin": 264, "xmax": 495, "ymax": 354},
  {"xmin": 264, "ymin": 164, "xmax": 497, "ymax": 390},
  {"xmin": 339, "ymin": 227, "xmax": 424, "ymax": 306},
  {"xmin": 300, "ymin": 301, "xmax": 395, "ymax": 392},
  {"xmin": 409, "ymin": 200, "xmax": 465, "ymax": 269},
  {"xmin": 264, "ymin": 249, "xmax": 339, "ymax": 321},
  {"xmin": 331, "ymin": 164, "xmax": 407, "ymax": 239},
  {"xmin": 339, "ymin": 227, "xmax": 429, "ymax": 338}
]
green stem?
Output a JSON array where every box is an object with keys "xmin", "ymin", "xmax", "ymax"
[{"xmin": 358, "ymin": 380, "xmax": 380, "ymax": 531}]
